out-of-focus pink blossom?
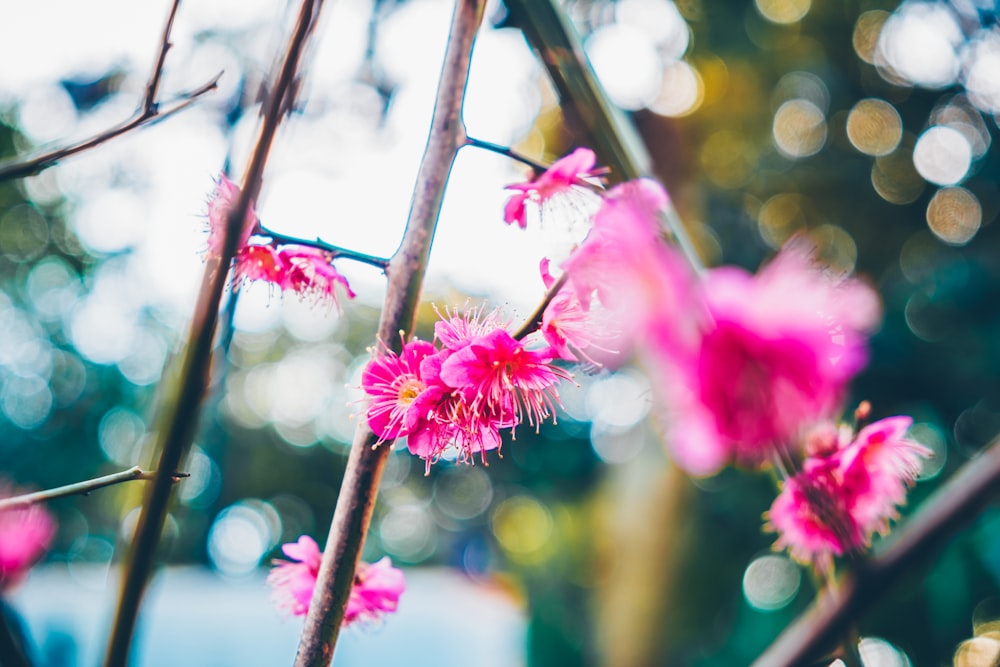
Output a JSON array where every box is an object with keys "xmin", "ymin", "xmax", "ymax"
[
  {"xmin": 282, "ymin": 246, "xmax": 356, "ymax": 306},
  {"xmin": 345, "ymin": 556, "xmax": 406, "ymax": 625},
  {"xmin": 268, "ymin": 536, "xmax": 405, "ymax": 626},
  {"xmin": 767, "ymin": 416, "xmax": 931, "ymax": 565},
  {"xmin": 233, "ymin": 245, "xmax": 290, "ymax": 288},
  {"xmin": 665, "ymin": 242, "xmax": 881, "ymax": 473},
  {"xmin": 538, "ymin": 258, "xmax": 615, "ymax": 366},
  {"xmin": 206, "ymin": 174, "xmax": 258, "ymax": 257},
  {"xmin": 503, "ymin": 148, "xmax": 602, "ymax": 229},
  {"xmin": 0, "ymin": 492, "xmax": 56, "ymax": 589}
]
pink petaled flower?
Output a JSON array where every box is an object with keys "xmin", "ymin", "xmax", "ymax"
[
  {"xmin": 206, "ymin": 174, "xmax": 259, "ymax": 258},
  {"xmin": 767, "ymin": 416, "xmax": 931, "ymax": 565},
  {"xmin": 282, "ymin": 246, "xmax": 356, "ymax": 307},
  {"xmin": 267, "ymin": 535, "xmax": 322, "ymax": 617},
  {"xmin": 439, "ymin": 328, "xmax": 566, "ymax": 430},
  {"xmin": 344, "ymin": 556, "xmax": 406, "ymax": 625},
  {"xmin": 433, "ymin": 304, "xmax": 505, "ymax": 351},
  {"xmin": 0, "ymin": 493, "xmax": 56, "ymax": 589},
  {"xmin": 267, "ymin": 536, "xmax": 405, "ymax": 627},
  {"xmin": 362, "ymin": 339, "xmax": 436, "ymax": 442},
  {"xmin": 538, "ymin": 258, "xmax": 617, "ymax": 366},
  {"xmin": 503, "ymin": 148, "xmax": 603, "ymax": 229},
  {"xmin": 665, "ymin": 241, "xmax": 881, "ymax": 473},
  {"xmin": 233, "ymin": 245, "xmax": 291, "ymax": 288}
]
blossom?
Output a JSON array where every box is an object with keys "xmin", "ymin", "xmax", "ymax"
[
  {"xmin": 539, "ymin": 258, "xmax": 616, "ymax": 366},
  {"xmin": 0, "ymin": 492, "xmax": 57, "ymax": 589},
  {"xmin": 663, "ymin": 241, "xmax": 881, "ymax": 473},
  {"xmin": 362, "ymin": 339, "xmax": 436, "ymax": 442},
  {"xmin": 206, "ymin": 174, "xmax": 258, "ymax": 257},
  {"xmin": 439, "ymin": 328, "xmax": 565, "ymax": 429},
  {"xmin": 767, "ymin": 416, "xmax": 931, "ymax": 565},
  {"xmin": 233, "ymin": 244, "xmax": 355, "ymax": 307},
  {"xmin": 503, "ymin": 148, "xmax": 603, "ymax": 229},
  {"xmin": 345, "ymin": 557, "xmax": 406, "ymax": 625},
  {"xmin": 268, "ymin": 535, "xmax": 405, "ymax": 626}
]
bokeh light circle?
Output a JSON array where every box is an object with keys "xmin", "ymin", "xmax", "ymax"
[
  {"xmin": 754, "ymin": 0, "xmax": 811, "ymax": 25},
  {"xmin": 913, "ymin": 126, "xmax": 973, "ymax": 186},
  {"xmin": 926, "ymin": 186, "xmax": 981, "ymax": 245},
  {"xmin": 742, "ymin": 554, "xmax": 801, "ymax": 611},
  {"xmin": 772, "ymin": 99, "xmax": 827, "ymax": 158},
  {"xmin": 846, "ymin": 99, "xmax": 902, "ymax": 156}
]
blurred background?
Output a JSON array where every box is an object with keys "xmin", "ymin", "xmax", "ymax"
[{"xmin": 2, "ymin": 0, "xmax": 1000, "ymax": 664}]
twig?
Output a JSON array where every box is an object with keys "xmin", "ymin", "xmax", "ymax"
[
  {"xmin": 464, "ymin": 135, "xmax": 548, "ymax": 172},
  {"xmin": 752, "ymin": 437, "xmax": 1000, "ymax": 667},
  {"xmin": 0, "ymin": 467, "xmax": 187, "ymax": 512},
  {"xmin": 293, "ymin": 2, "xmax": 486, "ymax": 665},
  {"xmin": 102, "ymin": 1, "xmax": 326, "ymax": 665},
  {"xmin": 258, "ymin": 226, "xmax": 390, "ymax": 270},
  {"xmin": 0, "ymin": 0, "xmax": 220, "ymax": 182},
  {"xmin": 513, "ymin": 271, "xmax": 568, "ymax": 340},
  {"xmin": 503, "ymin": 0, "xmax": 703, "ymax": 275}
]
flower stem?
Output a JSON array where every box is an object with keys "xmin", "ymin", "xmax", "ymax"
[
  {"xmin": 464, "ymin": 135, "xmax": 548, "ymax": 172},
  {"xmin": 101, "ymin": 0, "xmax": 325, "ymax": 664},
  {"xmin": 512, "ymin": 271, "xmax": 568, "ymax": 340},
  {"xmin": 0, "ymin": 468, "xmax": 187, "ymax": 512},
  {"xmin": 292, "ymin": 2, "xmax": 486, "ymax": 665},
  {"xmin": 257, "ymin": 226, "xmax": 390, "ymax": 270}
]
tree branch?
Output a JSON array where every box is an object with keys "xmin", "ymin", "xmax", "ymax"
[
  {"xmin": 292, "ymin": 2, "xmax": 486, "ymax": 665},
  {"xmin": 0, "ymin": 468, "xmax": 187, "ymax": 512},
  {"xmin": 102, "ymin": 1, "xmax": 326, "ymax": 665},
  {"xmin": 513, "ymin": 271, "xmax": 567, "ymax": 340},
  {"xmin": 258, "ymin": 226, "xmax": 390, "ymax": 270},
  {"xmin": 0, "ymin": 0, "xmax": 219, "ymax": 182},
  {"xmin": 752, "ymin": 437, "xmax": 1000, "ymax": 667}
]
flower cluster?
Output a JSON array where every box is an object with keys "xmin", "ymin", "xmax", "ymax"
[
  {"xmin": 267, "ymin": 535, "xmax": 405, "ymax": 626},
  {"xmin": 362, "ymin": 306, "xmax": 571, "ymax": 469},
  {"xmin": 0, "ymin": 487, "xmax": 56, "ymax": 589},
  {"xmin": 767, "ymin": 416, "xmax": 931, "ymax": 566},
  {"xmin": 206, "ymin": 174, "xmax": 355, "ymax": 307}
]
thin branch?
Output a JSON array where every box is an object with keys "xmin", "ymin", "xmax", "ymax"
[
  {"xmin": 293, "ymin": 2, "xmax": 486, "ymax": 665},
  {"xmin": 0, "ymin": 0, "xmax": 219, "ymax": 182},
  {"xmin": 102, "ymin": 1, "xmax": 325, "ymax": 665},
  {"xmin": 464, "ymin": 135, "xmax": 548, "ymax": 172},
  {"xmin": 258, "ymin": 226, "xmax": 390, "ymax": 270},
  {"xmin": 513, "ymin": 271, "xmax": 568, "ymax": 340},
  {"xmin": 504, "ymin": 0, "xmax": 704, "ymax": 275},
  {"xmin": 0, "ymin": 468, "xmax": 187, "ymax": 512},
  {"xmin": 752, "ymin": 437, "xmax": 1000, "ymax": 667}
]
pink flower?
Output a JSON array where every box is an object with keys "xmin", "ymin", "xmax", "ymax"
[
  {"xmin": 234, "ymin": 245, "xmax": 291, "ymax": 288},
  {"xmin": 503, "ymin": 148, "xmax": 603, "ymax": 229},
  {"xmin": 206, "ymin": 174, "xmax": 258, "ymax": 257},
  {"xmin": 539, "ymin": 258, "xmax": 615, "ymax": 366},
  {"xmin": 664, "ymin": 242, "xmax": 880, "ymax": 473},
  {"xmin": 439, "ymin": 328, "xmax": 564, "ymax": 430},
  {"xmin": 561, "ymin": 179, "xmax": 698, "ymax": 363},
  {"xmin": 0, "ymin": 492, "xmax": 57, "ymax": 589},
  {"xmin": 268, "ymin": 536, "xmax": 405, "ymax": 626},
  {"xmin": 282, "ymin": 246, "xmax": 356, "ymax": 306},
  {"xmin": 345, "ymin": 556, "xmax": 406, "ymax": 625},
  {"xmin": 767, "ymin": 416, "xmax": 931, "ymax": 565},
  {"xmin": 362, "ymin": 339, "xmax": 436, "ymax": 442}
]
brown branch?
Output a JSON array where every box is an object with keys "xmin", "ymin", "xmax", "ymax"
[
  {"xmin": 752, "ymin": 437, "xmax": 1000, "ymax": 667},
  {"xmin": 101, "ymin": 1, "xmax": 326, "ymax": 666},
  {"xmin": 0, "ymin": 467, "xmax": 187, "ymax": 512},
  {"xmin": 292, "ymin": 2, "xmax": 486, "ymax": 665},
  {"xmin": 0, "ymin": 0, "xmax": 219, "ymax": 182},
  {"xmin": 513, "ymin": 271, "xmax": 568, "ymax": 340}
]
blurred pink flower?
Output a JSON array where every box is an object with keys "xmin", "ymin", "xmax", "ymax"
[
  {"xmin": 268, "ymin": 536, "xmax": 404, "ymax": 626},
  {"xmin": 233, "ymin": 245, "xmax": 291, "ymax": 288},
  {"xmin": 282, "ymin": 246, "xmax": 356, "ymax": 306},
  {"xmin": 538, "ymin": 258, "xmax": 615, "ymax": 366},
  {"xmin": 0, "ymin": 492, "xmax": 56, "ymax": 589},
  {"xmin": 503, "ymin": 148, "xmax": 602, "ymax": 229},
  {"xmin": 767, "ymin": 416, "xmax": 931, "ymax": 565},
  {"xmin": 345, "ymin": 557, "xmax": 406, "ymax": 625},
  {"xmin": 665, "ymin": 242, "xmax": 881, "ymax": 473},
  {"xmin": 206, "ymin": 174, "xmax": 258, "ymax": 257}
]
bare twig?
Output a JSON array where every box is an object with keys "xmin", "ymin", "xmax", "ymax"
[
  {"xmin": 0, "ymin": 467, "xmax": 187, "ymax": 512},
  {"xmin": 504, "ymin": 0, "xmax": 703, "ymax": 275},
  {"xmin": 0, "ymin": 0, "xmax": 219, "ymax": 182},
  {"xmin": 752, "ymin": 438, "xmax": 1000, "ymax": 667},
  {"xmin": 102, "ymin": 1, "xmax": 326, "ymax": 665},
  {"xmin": 258, "ymin": 226, "xmax": 390, "ymax": 270},
  {"xmin": 293, "ymin": 2, "xmax": 486, "ymax": 665}
]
